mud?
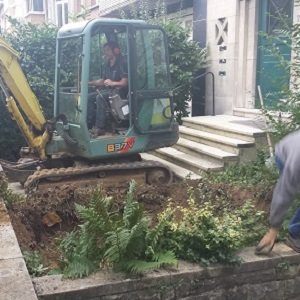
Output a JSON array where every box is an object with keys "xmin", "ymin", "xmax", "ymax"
[{"xmin": 6, "ymin": 179, "xmax": 274, "ymax": 271}]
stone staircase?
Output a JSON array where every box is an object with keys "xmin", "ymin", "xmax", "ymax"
[{"xmin": 141, "ymin": 115, "xmax": 267, "ymax": 180}]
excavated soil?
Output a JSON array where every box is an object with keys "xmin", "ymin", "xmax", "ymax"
[{"xmin": 6, "ymin": 179, "xmax": 274, "ymax": 271}]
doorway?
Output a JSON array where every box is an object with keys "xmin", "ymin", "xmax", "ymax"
[{"xmin": 256, "ymin": 0, "xmax": 293, "ymax": 108}]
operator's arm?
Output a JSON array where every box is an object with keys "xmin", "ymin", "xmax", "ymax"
[
  {"xmin": 256, "ymin": 132, "xmax": 300, "ymax": 254},
  {"xmin": 89, "ymin": 78, "xmax": 105, "ymax": 87},
  {"xmin": 103, "ymin": 77, "xmax": 128, "ymax": 87},
  {"xmin": 255, "ymin": 162, "xmax": 300, "ymax": 255}
]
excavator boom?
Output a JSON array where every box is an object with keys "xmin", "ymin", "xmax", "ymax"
[{"xmin": 0, "ymin": 37, "xmax": 50, "ymax": 159}]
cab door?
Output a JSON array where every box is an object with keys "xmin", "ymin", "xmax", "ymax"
[{"xmin": 130, "ymin": 25, "xmax": 174, "ymax": 133}]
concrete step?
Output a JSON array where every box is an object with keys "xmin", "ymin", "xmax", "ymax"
[
  {"xmin": 182, "ymin": 115, "xmax": 266, "ymax": 142},
  {"xmin": 174, "ymin": 138, "xmax": 238, "ymax": 166},
  {"xmin": 141, "ymin": 153, "xmax": 201, "ymax": 180},
  {"xmin": 152, "ymin": 147, "xmax": 224, "ymax": 175},
  {"xmin": 179, "ymin": 126, "xmax": 255, "ymax": 155}
]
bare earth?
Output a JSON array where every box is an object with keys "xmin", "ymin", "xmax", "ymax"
[{"xmin": 7, "ymin": 179, "xmax": 274, "ymax": 270}]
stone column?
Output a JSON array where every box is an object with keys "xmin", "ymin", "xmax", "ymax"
[{"xmin": 235, "ymin": 0, "xmax": 259, "ymax": 109}]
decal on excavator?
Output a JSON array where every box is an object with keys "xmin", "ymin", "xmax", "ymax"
[{"xmin": 107, "ymin": 137, "xmax": 135, "ymax": 153}]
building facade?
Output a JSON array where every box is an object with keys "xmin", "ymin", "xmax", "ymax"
[
  {"xmin": 0, "ymin": 0, "xmax": 297, "ymax": 117},
  {"xmin": 92, "ymin": 0, "xmax": 297, "ymax": 116},
  {"xmin": 205, "ymin": 0, "xmax": 295, "ymax": 116},
  {"xmin": 0, "ymin": 0, "xmax": 95, "ymax": 30}
]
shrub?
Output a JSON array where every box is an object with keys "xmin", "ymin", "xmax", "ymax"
[
  {"xmin": 156, "ymin": 194, "xmax": 266, "ymax": 265},
  {"xmin": 23, "ymin": 250, "xmax": 48, "ymax": 277},
  {"xmin": 207, "ymin": 151, "xmax": 278, "ymax": 187},
  {"xmin": 0, "ymin": 175, "xmax": 24, "ymax": 209}
]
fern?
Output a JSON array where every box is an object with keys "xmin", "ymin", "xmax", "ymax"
[
  {"xmin": 105, "ymin": 216, "xmax": 149, "ymax": 262},
  {"xmin": 123, "ymin": 180, "xmax": 143, "ymax": 228},
  {"xmin": 105, "ymin": 228, "xmax": 131, "ymax": 262},
  {"xmin": 60, "ymin": 181, "xmax": 178, "ymax": 278},
  {"xmin": 116, "ymin": 251, "xmax": 177, "ymax": 274},
  {"xmin": 125, "ymin": 218, "xmax": 149, "ymax": 255},
  {"xmin": 63, "ymin": 257, "xmax": 97, "ymax": 279},
  {"xmin": 146, "ymin": 211, "xmax": 173, "ymax": 249}
]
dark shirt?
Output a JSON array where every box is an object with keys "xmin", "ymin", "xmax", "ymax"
[{"xmin": 103, "ymin": 57, "xmax": 128, "ymax": 98}]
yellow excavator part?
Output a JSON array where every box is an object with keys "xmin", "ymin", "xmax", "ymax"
[
  {"xmin": 0, "ymin": 37, "xmax": 50, "ymax": 160},
  {"xmin": 0, "ymin": 37, "xmax": 46, "ymax": 130}
]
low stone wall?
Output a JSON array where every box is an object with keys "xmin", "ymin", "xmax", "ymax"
[
  {"xmin": 34, "ymin": 243, "xmax": 300, "ymax": 300},
  {"xmin": 0, "ymin": 201, "xmax": 38, "ymax": 300}
]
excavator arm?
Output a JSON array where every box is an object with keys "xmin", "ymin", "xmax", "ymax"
[{"xmin": 0, "ymin": 37, "xmax": 50, "ymax": 160}]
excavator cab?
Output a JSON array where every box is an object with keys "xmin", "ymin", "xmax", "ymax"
[{"xmin": 48, "ymin": 19, "xmax": 179, "ymax": 160}]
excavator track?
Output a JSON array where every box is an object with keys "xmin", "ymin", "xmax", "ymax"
[{"xmin": 24, "ymin": 160, "xmax": 173, "ymax": 193}]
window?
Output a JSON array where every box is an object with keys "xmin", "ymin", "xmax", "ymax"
[
  {"xmin": 56, "ymin": 0, "xmax": 68, "ymax": 28},
  {"xmin": 26, "ymin": 0, "xmax": 44, "ymax": 12},
  {"xmin": 267, "ymin": 0, "xmax": 292, "ymax": 35},
  {"xmin": 134, "ymin": 28, "xmax": 172, "ymax": 132},
  {"xmin": 136, "ymin": 29, "xmax": 169, "ymax": 89},
  {"xmin": 58, "ymin": 36, "xmax": 83, "ymax": 124}
]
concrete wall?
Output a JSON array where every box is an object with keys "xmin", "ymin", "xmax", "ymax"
[
  {"xmin": 34, "ymin": 243, "xmax": 300, "ymax": 300},
  {"xmin": 205, "ymin": 0, "xmax": 259, "ymax": 115}
]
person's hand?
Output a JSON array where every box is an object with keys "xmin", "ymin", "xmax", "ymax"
[
  {"xmin": 255, "ymin": 227, "xmax": 278, "ymax": 255},
  {"xmin": 104, "ymin": 79, "xmax": 113, "ymax": 87}
]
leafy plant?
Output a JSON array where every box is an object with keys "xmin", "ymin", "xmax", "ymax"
[
  {"xmin": 0, "ymin": 176, "xmax": 24, "ymax": 209},
  {"xmin": 208, "ymin": 151, "xmax": 279, "ymax": 187},
  {"xmin": 156, "ymin": 191, "xmax": 266, "ymax": 265},
  {"xmin": 162, "ymin": 19, "xmax": 206, "ymax": 122},
  {"xmin": 60, "ymin": 181, "xmax": 177, "ymax": 278},
  {"xmin": 23, "ymin": 250, "xmax": 48, "ymax": 277}
]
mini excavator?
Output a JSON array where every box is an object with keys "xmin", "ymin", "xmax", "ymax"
[{"xmin": 0, "ymin": 19, "xmax": 179, "ymax": 192}]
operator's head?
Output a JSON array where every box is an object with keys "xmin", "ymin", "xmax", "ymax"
[{"xmin": 103, "ymin": 41, "xmax": 120, "ymax": 60}]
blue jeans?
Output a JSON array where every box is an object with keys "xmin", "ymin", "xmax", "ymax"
[
  {"xmin": 87, "ymin": 90, "xmax": 110, "ymax": 129},
  {"xmin": 276, "ymin": 155, "xmax": 300, "ymax": 238},
  {"xmin": 95, "ymin": 90, "xmax": 109, "ymax": 129},
  {"xmin": 289, "ymin": 208, "xmax": 300, "ymax": 238}
]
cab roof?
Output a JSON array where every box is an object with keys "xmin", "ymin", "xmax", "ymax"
[{"xmin": 57, "ymin": 18, "xmax": 147, "ymax": 38}]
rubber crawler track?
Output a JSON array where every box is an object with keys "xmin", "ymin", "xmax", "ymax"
[{"xmin": 24, "ymin": 160, "xmax": 173, "ymax": 192}]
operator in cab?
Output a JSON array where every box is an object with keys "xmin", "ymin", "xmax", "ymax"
[{"xmin": 89, "ymin": 41, "xmax": 128, "ymax": 136}]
